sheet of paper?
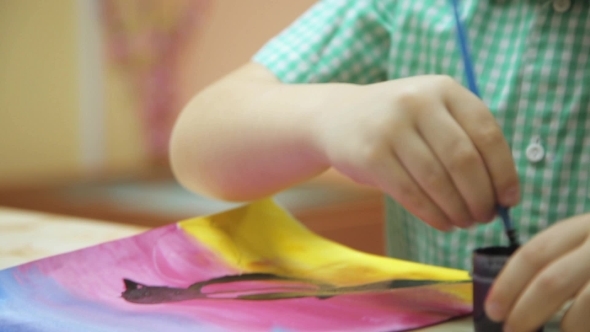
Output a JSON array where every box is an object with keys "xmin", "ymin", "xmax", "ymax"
[{"xmin": 0, "ymin": 199, "xmax": 472, "ymax": 331}]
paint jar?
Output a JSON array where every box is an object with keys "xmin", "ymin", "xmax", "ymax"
[{"xmin": 472, "ymin": 246, "xmax": 543, "ymax": 332}]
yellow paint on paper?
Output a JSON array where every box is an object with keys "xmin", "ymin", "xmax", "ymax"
[{"xmin": 179, "ymin": 199, "xmax": 470, "ymax": 288}]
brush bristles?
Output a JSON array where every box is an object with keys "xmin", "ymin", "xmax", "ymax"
[{"xmin": 506, "ymin": 228, "xmax": 520, "ymax": 248}]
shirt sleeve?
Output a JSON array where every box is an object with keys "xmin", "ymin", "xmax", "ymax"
[{"xmin": 252, "ymin": 0, "xmax": 390, "ymax": 85}]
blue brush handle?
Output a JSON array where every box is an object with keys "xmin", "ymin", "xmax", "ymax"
[
  {"xmin": 496, "ymin": 206, "xmax": 513, "ymax": 230},
  {"xmin": 450, "ymin": 0, "xmax": 481, "ymax": 96},
  {"xmin": 450, "ymin": 0, "xmax": 517, "ymax": 241}
]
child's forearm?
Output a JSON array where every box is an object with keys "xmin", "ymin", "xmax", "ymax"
[{"xmin": 170, "ymin": 62, "xmax": 357, "ymax": 201}]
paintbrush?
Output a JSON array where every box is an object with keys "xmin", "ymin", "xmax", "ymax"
[{"xmin": 450, "ymin": 0, "xmax": 520, "ymax": 248}]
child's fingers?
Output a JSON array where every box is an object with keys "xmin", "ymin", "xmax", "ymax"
[
  {"xmin": 503, "ymin": 240, "xmax": 590, "ymax": 332},
  {"xmin": 486, "ymin": 217, "xmax": 590, "ymax": 322},
  {"xmin": 370, "ymin": 154, "xmax": 455, "ymax": 231},
  {"xmin": 561, "ymin": 280, "xmax": 590, "ymax": 332},
  {"xmin": 392, "ymin": 129, "xmax": 473, "ymax": 228},
  {"xmin": 443, "ymin": 81, "xmax": 521, "ymax": 207},
  {"xmin": 416, "ymin": 107, "xmax": 495, "ymax": 223}
]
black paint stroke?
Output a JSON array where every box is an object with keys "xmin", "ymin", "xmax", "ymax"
[{"xmin": 122, "ymin": 272, "xmax": 466, "ymax": 304}]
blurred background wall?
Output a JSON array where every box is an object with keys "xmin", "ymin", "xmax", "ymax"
[
  {"xmin": 0, "ymin": 0, "xmax": 81, "ymax": 187},
  {"xmin": 0, "ymin": 0, "xmax": 317, "ymax": 187},
  {"xmin": 0, "ymin": 0, "xmax": 385, "ymax": 255}
]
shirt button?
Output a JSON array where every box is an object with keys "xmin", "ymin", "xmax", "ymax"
[
  {"xmin": 526, "ymin": 142, "xmax": 545, "ymax": 163},
  {"xmin": 553, "ymin": 0, "xmax": 571, "ymax": 12}
]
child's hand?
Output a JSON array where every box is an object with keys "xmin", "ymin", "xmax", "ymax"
[
  {"xmin": 315, "ymin": 75, "xmax": 520, "ymax": 230},
  {"xmin": 486, "ymin": 214, "xmax": 590, "ymax": 331}
]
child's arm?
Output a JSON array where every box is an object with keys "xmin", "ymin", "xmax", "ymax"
[
  {"xmin": 170, "ymin": 62, "xmax": 350, "ymax": 201},
  {"xmin": 170, "ymin": 62, "xmax": 520, "ymax": 230}
]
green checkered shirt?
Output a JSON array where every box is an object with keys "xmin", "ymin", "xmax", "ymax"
[{"xmin": 253, "ymin": 0, "xmax": 590, "ymax": 270}]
